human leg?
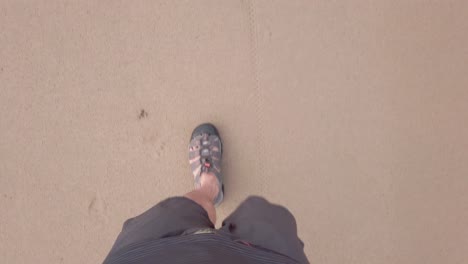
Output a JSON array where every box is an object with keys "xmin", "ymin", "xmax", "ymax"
[
  {"xmin": 105, "ymin": 123, "xmax": 224, "ymax": 256},
  {"xmin": 185, "ymin": 172, "xmax": 219, "ymax": 224}
]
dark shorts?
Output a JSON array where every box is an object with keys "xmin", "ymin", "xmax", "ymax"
[{"xmin": 106, "ymin": 196, "xmax": 308, "ymax": 263}]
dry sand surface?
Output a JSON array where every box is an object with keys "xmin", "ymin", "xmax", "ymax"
[{"xmin": 1, "ymin": 1, "xmax": 468, "ymax": 263}]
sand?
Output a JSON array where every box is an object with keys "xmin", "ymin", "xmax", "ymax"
[{"xmin": 1, "ymin": 1, "xmax": 468, "ymax": 263}]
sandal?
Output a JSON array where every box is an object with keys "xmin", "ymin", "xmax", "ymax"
[{"xmin": 188, "ymin": 123, "xmax": 224, "ymax": 207}]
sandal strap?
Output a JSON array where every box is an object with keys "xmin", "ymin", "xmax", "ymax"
[{"xmin": 188, "ymin": 133, "xmax": 222, "ymax": 188}]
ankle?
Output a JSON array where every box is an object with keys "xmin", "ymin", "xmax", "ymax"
[{"xmin": 199, "ymin": 173, "xmax": 219, "ymax": 201}]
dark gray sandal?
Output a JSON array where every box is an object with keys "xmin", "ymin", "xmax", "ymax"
[{"xmin": 188, "ymin": 123, "xmax": 224, "ymax": 207}]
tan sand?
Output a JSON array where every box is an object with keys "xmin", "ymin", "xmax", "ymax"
[{"xmin": 1, "ymin": 1, "xmax": 468, "ymax": 263}]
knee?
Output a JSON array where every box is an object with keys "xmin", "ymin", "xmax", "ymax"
[{"xmin": 244, "ymin": 195, "xmax": 269, "ymax": 204}]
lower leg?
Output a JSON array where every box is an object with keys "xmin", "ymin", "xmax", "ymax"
[{"xmin": 185, "ymin": 172, "xmax": 219, "ymax": 225}]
